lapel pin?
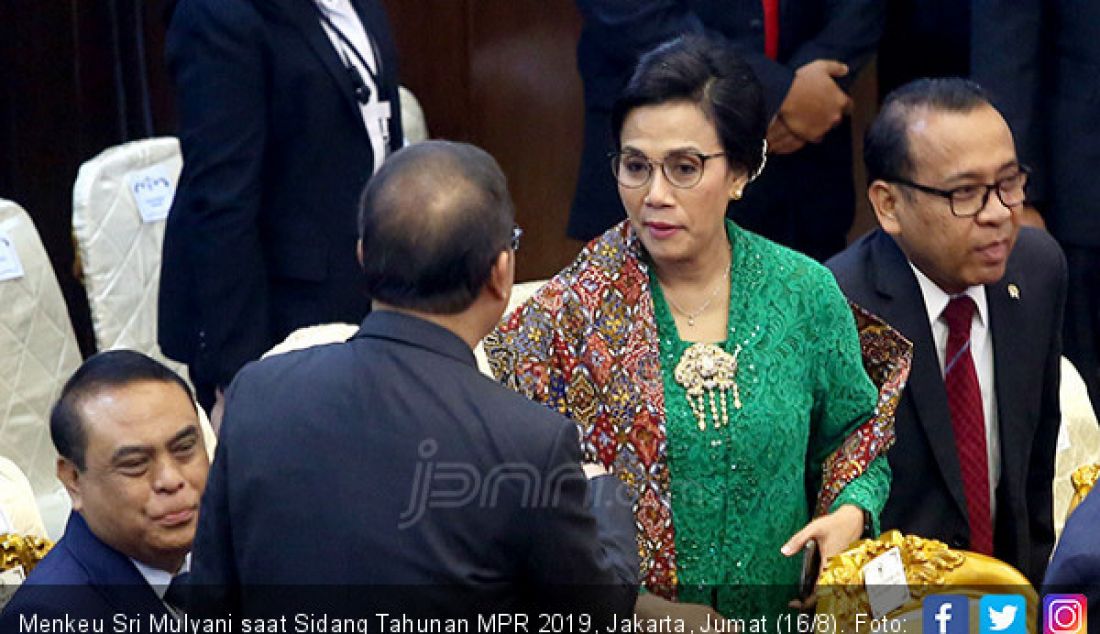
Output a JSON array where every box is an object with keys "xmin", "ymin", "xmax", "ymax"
[{"xmin": 1008, "ymin": 284, "xmax": 1020, "ymax": 300}]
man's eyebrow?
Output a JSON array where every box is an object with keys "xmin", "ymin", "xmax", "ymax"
[
  {"xmin": 168, "ymin": 425, "xmax": 200, "ymax": 445},
  {"xmin": 942, "ymin": 160, "xmax": 1020, "ymax": 185},
  {"xmin": 110, "ymin": 445, "xmax": 152, "ymax": 464},
  {"xmin": 108, "ymin": 425, "xmax": 199, "ymax": 463}
]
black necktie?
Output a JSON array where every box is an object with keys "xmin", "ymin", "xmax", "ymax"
[{"xmin": 164, "ymin": 572, "xmax": 191, "ymax": 612}]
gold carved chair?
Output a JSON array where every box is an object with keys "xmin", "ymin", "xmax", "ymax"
[
  {"xmin": 0, "ymin": 533, "xmax": 53, "ymax": 608},
  {"xmin": 1067, "ymin": 464, "xmax": 1100, "ymax": 519},
  {"xmin": 817, "ymin": 530, "xmax": 1037, "ymax": 633},
  {"xmin": 0, "ymin": 534, "xmax": 52, "ymax": 576}
]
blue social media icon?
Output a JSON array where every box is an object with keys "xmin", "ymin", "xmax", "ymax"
[
  {"xmin": 924, "ymin": 595, "xmax": 969, "ymax": 634},
  {"xmin": 981, "ymin": 595, "xmax": 1027, "ymax": 634}
]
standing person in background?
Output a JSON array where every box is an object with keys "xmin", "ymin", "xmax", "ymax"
[
  {"xmin": 1030, "ymin": 4, "xmax": 1100, "ymax": 408},
  {"xmin": 568, "ymin": 0, "xmax": 885, "ymax": 262},
  {"xmin": 158, "ymin": 0, "xmax": 403, "ymax": 416}
]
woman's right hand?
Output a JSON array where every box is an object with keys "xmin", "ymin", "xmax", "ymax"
[{"xmin": 635, "ymin": 593, "xmax": 731, "ymax": 633}]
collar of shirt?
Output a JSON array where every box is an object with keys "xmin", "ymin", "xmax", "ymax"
[
  {"xmin": 130, "ymin": 553, "xmax": 191, "ymax": 601},
  {"xmin": 908, "ymin": 262, "xmax": 989, "ymax": 332}
]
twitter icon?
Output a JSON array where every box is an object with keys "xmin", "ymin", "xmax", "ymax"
[{"xmin": 981, "ymin": 595, "xmax": 1027, "ymax": 634}]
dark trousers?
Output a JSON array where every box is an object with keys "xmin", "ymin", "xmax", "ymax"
[{"xmin": 1063, "ymin": 245, "xmax": 1100, "ymax": 407}]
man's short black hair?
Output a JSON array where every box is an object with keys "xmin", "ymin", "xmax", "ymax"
[
  {"xmin": 50, "ymin": 350, "xmax": 196, "ymax": 471},
  {"xmin": 611, "ymin": 35, "xmax": 767, "ymax": 178},
  {"xmin": 865, "ymin": 77, "xmax": 995, "ymax": 185},
  {"xmin": 357, "ymin": 140, "xmax": 515, "ymax": 314}
]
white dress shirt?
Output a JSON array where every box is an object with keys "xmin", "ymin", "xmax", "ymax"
[
  {"xmin": 313, "ymin": 0, "xmax": 391, "ymax": 173},
  {"xmin": 910, "ymin": 263, "xmax": 1000, "ymax": 518},
  {"xmin": 131, "ymin": 552, "xmax": 191, "ymax": 614}
]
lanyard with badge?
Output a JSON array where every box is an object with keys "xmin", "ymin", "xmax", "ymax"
[{"xmin": 312, "ymin": 2, "xmax": 392, "ymax": 149}]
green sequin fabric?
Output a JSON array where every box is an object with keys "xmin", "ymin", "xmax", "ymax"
[{"xmin": 650, "ymin": 222, "xmax": 889, "ymax": 617}]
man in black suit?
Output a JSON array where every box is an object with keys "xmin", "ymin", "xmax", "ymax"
[
  {"xmin": 158, "ymin": 0, "xmax": 403, "ymax": 412},
  {"xmin": 191, "ymin": 141, "xmax": 638, "ymax": 619},
  {"xmin": 827, "ymin": 78, "xmax": 1065, "ymax": 585},
  {"xmin": 0, "ymin": 351, "xmax": 208, "ymax": 625},
  {"xmin": 878, "ymin": 1, "xmax": 1100, "ymax": 406},
  {"xmin": 568, "ymin": 0, "xmax": 884, "ymax": 262}
]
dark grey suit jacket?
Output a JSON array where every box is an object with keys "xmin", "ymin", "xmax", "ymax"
[
  {"xmin": 827, "ymin": 228, "xmax": 1065, "ymax": 584},
  {"xmin": 1044, "ymin": 486, "xmax": 1100, "ymax": 621},
  {"xmin": 191, "ymin": 311, "xmax": 638, "ymax": 619}
]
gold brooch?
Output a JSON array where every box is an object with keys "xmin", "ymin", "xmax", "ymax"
[{"xmin": 674, "ymin": 343, "xmax": 742, "ymax": 431}]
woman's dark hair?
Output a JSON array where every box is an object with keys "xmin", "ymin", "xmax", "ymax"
[{"xmin": 611, "ymin": 35, "xmax": 768, "ymax": 177}]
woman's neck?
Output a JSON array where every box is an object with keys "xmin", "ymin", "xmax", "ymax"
[{"xmin": 653, "ymin": 231, "xmax": 731, "ymax": 290}]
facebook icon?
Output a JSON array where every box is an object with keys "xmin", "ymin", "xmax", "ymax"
[{"xmin": 923, "ymin": 595, "xmax": 969, "ymax": 634}]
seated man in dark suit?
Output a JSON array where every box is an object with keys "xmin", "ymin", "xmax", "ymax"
[
  {"xmin": 1045, "ymin": 486, "xmax": 1100, "ymax": 622},
  {"xmin": 192, "ymin": 140, "xmax": 638, "ymax": 621},
  {"xmin": 0, "ymin": 350, "xmax": 209, "ymax": 624},
  {"xmin": 827, "ymin": 78, "xmax": 1065, "ymax": 585}
]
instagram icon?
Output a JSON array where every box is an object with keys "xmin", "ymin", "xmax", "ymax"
[{"xmin": 1044, "ymin": 595, "xmax": 1087, "ymax": 634}]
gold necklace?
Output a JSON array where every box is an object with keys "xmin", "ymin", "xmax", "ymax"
[{"xmin": 662, "ymin": 257, "xmax": 731, "ymax": 327}]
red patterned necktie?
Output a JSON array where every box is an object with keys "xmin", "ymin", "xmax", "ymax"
[
  {"xmin": 762, "ymin": 0, "xmax": 779, "ymax": 59},
  {"xmin": 942, "ymin": 295, "xmax": 993, "ymax": 554}
]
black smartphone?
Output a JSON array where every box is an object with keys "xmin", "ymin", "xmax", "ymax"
[{"xmin": 799, "ymin": 539, "xmax": 821, "ymax": 601}]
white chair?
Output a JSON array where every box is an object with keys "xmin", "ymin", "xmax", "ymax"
[
  {"xmin": 72, "ymin": 137, "xmax": 186, "ymax": 379},
  {"xmin": 1055, "ymin": 356, "xmax": 1100, "ymax": 538},
  {"xmin": 0, "ymin": 199, "xmax": 80, "ymax": 539},
  {"xmin": 262, "ymin": 323, "xmax": 359, "ymax": 359},
  {"xmin": 0, "ymin": 456, "xmax": 46, "ymax": 539},
  {"xmin": 399, "ymin": 86, "xmax": 429, "ymax": 144}
]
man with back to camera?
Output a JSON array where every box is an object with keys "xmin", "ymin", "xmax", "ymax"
[
  {"xmin": 0, "ymin": 350, "xmax": 209, "ymax": 624},
  {"xmin": 189, "ymin": 140, "xmax": 639, "ymax": 620},
  {"xmin": 827, "ymin": 78, "xmax": 1065, "ymax": 585},
  {"xmin": 1044, "ymin": 485, "xmax": 1100, "ymax": 623}
]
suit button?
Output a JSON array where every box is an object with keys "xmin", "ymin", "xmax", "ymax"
[
  {"xmin": 950, "ymin": 537, "xmax": 966, "ymax": 549},
  {"xmin": 749, "ymin": 18, "xmax": 763, "ymax": 29}
]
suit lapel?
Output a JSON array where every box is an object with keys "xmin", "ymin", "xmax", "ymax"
[
  {"xmin": 272, "ymin": 0, "xmax": 369, "ymax": 139},
  {"xmin": 64, "ymin": 513, "xmax": 172, "ymax": 617},
  {"xmin": 988, "ymin": 255, "xmax": 1028, "ymax": 485},
  {"xmin": 868, "ymin": 232, "xmax": 970, "ymax": 519}
]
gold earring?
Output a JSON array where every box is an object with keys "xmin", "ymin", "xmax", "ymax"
[{"xmin": 731, "ymin": 189, "xmax": 743, "ymax": 201}]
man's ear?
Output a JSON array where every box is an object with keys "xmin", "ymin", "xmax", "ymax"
[
  {"xmin": 57, "ymin": 457, "xmax": 83, "ymax": 512},
  {"xmin": 486, "ymin": 250, "xmax": 513, "ymax": 302},
  {"xmin": 868, "ymin": 180, "xmax": 902, "ymax": 236}
]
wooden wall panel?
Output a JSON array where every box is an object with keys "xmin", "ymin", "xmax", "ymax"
[
  {"xmin": 468, "ymin": 1, "xmax": 586, "ymax": 281},
  {"xmin": 383, "ymin": 0, "xmax": 586, "ymax": 282},
  {"xmin": 382, "ymin": 1, "xmax": 472, "ymax": 143}
]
